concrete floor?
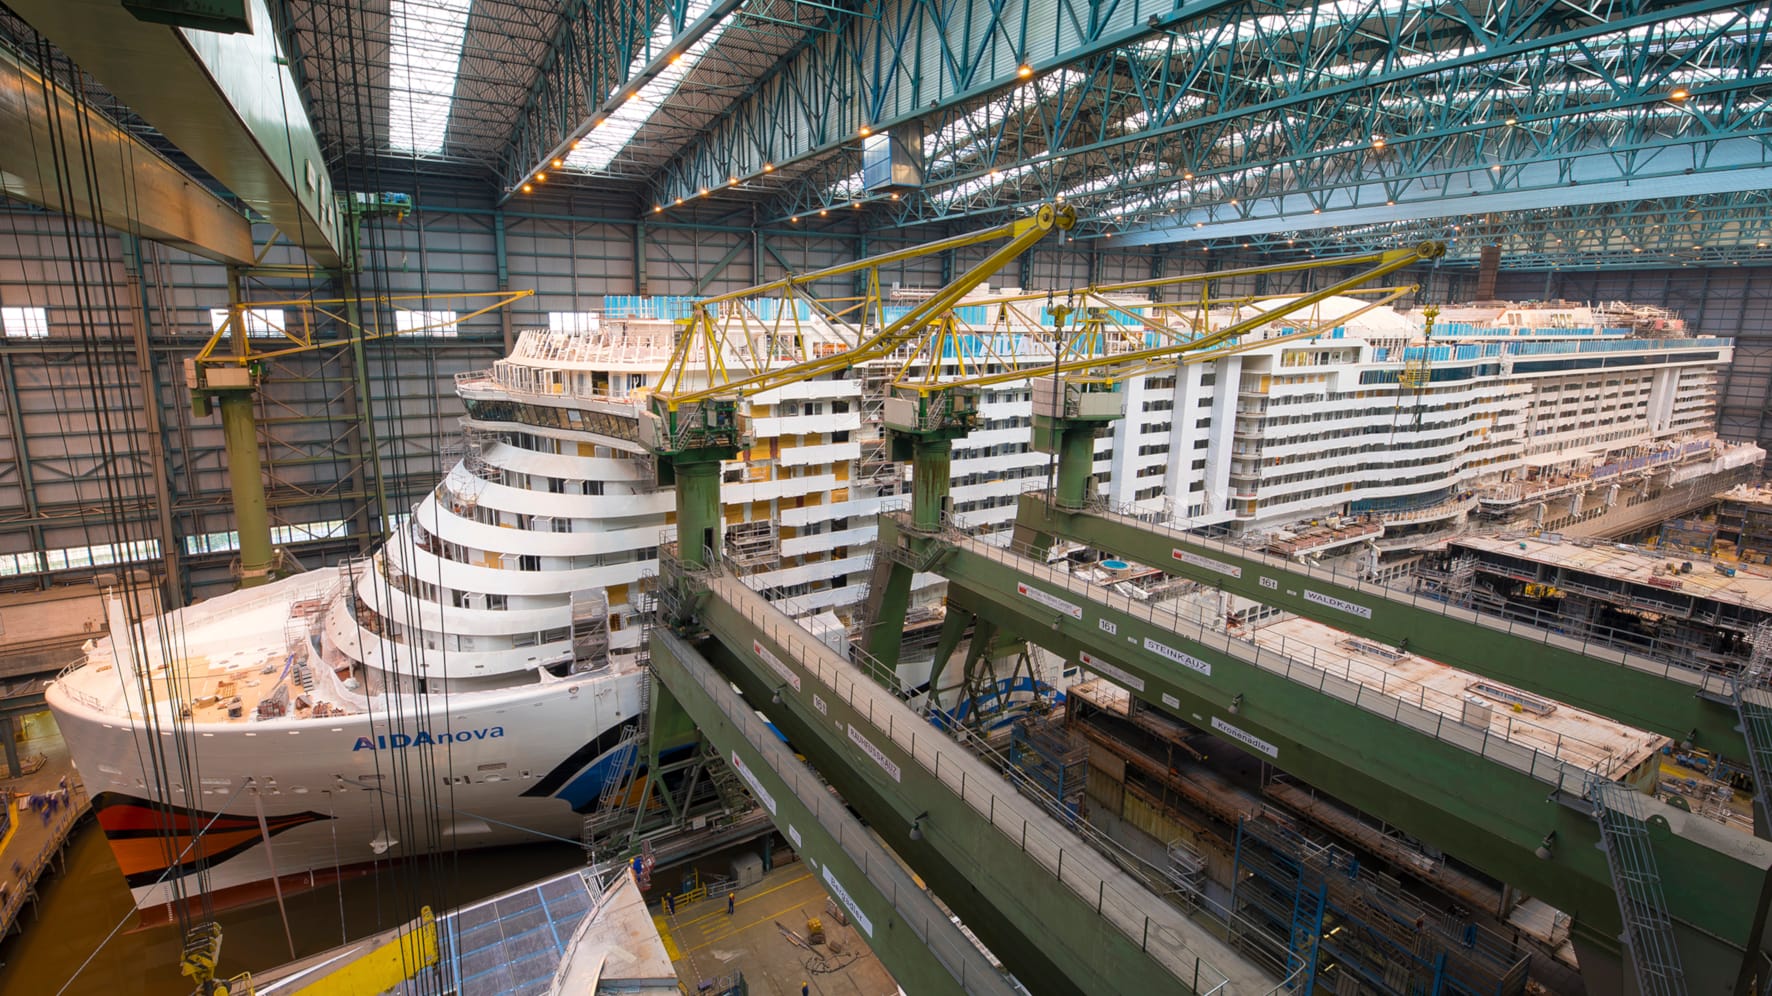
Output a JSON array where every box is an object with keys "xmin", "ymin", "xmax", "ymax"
[
  {"xmin": 656, "ymin": 862, "xmax": 901, "ymax": 996},
  {"xmin": 1, "ymin": 714, "xmax": 88, "ymax": 941}
]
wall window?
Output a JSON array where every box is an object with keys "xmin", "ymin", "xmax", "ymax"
[
  {"xmin": 1, "ymin": 306, "xmax": 48, "ymax": 338},
  {"xmin": 209, "ymin": 307, "xmax": 286, "ymax": 338},
  {"xmin": 548, "ymin": 311, "xmax": 600, "ymax": 333},
  {"xmin": 395, "ymin": 309, "xmax": 459, "ymax": 337}
]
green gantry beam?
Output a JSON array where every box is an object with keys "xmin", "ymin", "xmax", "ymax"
[
  {"xmin": 681, "ymin": 566, "xmax": 1268, "ymax": 995},
  {"xmin": 878, "ymin": 513, "xmax": 1772, "ymax": 994},
  {"xmin": 1015, "ymin": 493, "xmax": 1747, "ymax": 759},
  {"xmin": 647, "ymin": 627, "xmax": 1018, "ymax": 996}
]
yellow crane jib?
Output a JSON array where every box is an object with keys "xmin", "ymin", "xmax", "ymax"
[{"xmin": 640, "ymin": 203, "xmax": 1076, "ymax": 460}]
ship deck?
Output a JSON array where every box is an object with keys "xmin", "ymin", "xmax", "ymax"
[
  {"xmin": 1453, "ymin": 533, "xmax": 1772, "ymax": 614},
  {"xmin": 1246, "ymin": 615, "xmax": 1666, "ymax": 776},
  {"xmin": 53, "ymin": 572, "xmax": 343, "ymax": 725}
]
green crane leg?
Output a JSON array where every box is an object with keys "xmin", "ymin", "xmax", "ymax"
[
  {"xmin": 675, "ymin": 456, "xmax": 724, "ymax": 568},
  {"xmin": 911, "ymin": 439, "xmax": 952, "ymax": 532},
  {"xmin": 862, "ymin": 563, "xmax": 913, "ymax": 668},
  {"xmin": 1055, "ymin": 423, "xmax": 1097, "ymax": 510},
  {"xmin": 926, "ymin": 606, "xmax": 973, "ymax": 715},
  {"xmin": 219, "ymin": 391, "xmax": 273, "ymax": 587}
]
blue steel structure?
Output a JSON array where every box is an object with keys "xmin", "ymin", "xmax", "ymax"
[{"xmin": 1230, "ymin": 817, "xmax": 1535, "ymax": 996}]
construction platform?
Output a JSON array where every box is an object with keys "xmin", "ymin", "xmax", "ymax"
[
  {"xmin": 655, "ymin": 861, "xmax": 901, "ymax": 996},
  {"xmin": 0, "ymin": 719, "xmax": 89, "ymax": 942}
]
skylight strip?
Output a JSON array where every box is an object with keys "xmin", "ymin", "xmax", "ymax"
[
  {"xmin": 388, "ymin": 0, "xmax": 474, "ymax": 155},
  {"xmin": 565, "ymin": 0, "xmax": 730, "ymax": 173}
]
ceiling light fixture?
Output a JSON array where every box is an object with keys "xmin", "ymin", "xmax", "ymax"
[
  {"xmin": 859, "ymin": 125, "xmax": 872, "ymax": 137},
  {"xmin": 1669, "ymin": 86, "xmax": 1691, "ymax": 102},
  {"xmin": 535, "ymin": 172, "xmax": 547, "ymax": 181},
  {"xmin": 521, "ymin": 183, "xmax": 533, "ymax": 194},
  {"xmin": 1018, "ymin": 63, "xmax": 1033, "ymax": 79},
  {"xmin": 552, "ymin": 158, "xmax": 563, "ymax": 168},
  {"xmin": 763, "ymin": 162, "xmax": 775, "ymax": 173},
  {"xmin": 790, "ymin": 215, "xmax": 799, "ymax": 223}
]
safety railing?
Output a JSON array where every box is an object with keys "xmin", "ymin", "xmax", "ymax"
[
  {"xmin": 0, "ymin": 778, "xmax": 89, "ymax": 940},
  {"xmin": 691, "ymin": 569, "xmax": 1238, "ymax": 993},
  {"xmin": 1064, "ymin": 495, "xmax": 1746, "ymax": 703},
  {"xmin": 669, "ymin": 633, "xmax": 1022, "ymax": 995},
  {"xmin": 928, "ymin": 511, "xmax": 1637, "ymax": 791}
]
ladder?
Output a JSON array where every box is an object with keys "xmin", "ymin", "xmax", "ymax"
[
  {"xmin": 1732, "ymin": 622, "xmax": 1772, "ymax": 840},
  {"xmin": 1587, "ymin": 777, "xmax": 1688, "ymax": 996}
]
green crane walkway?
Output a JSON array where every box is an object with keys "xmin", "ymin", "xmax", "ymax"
[
  {"xmin": 1017, "ymin": 494, "xmax": 1749, "ymax": 758},
  {"xmin": 892, "ymin": 512, "xmax": 1772, "ymax": 994},
  {"xmin": 687, "ymin": 567, "xmax": 1270, "ymax": 995},
  {"xmin": 647, "ymin": 626, "xmax": 1019, "ymax": 996}
]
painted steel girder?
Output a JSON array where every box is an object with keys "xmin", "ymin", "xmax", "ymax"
[
  {"xmin": 902, "ymin": 517, "xmax": 1772, "ymax": 992},
  {"xmin": 687, "ymin": 573, "xmax": 1255, "ymax": 994},
  {"xmin": 648, "ymin": 0, "xmax": 1249, "ymax": 209},
  {"xmin": 797, "ymin": 0, "xmax": 1771, "ymax": 233},
  {"xmin": 497, "ymin": 0, "xmax": 744, "ymax": 193},
  {"xmin": 647, "ymin": 628, "xmax": 1016, "ymax": 996},
  {"xmin": 11, "ymin": 0, "xmax": 344, "ymax": 267},
  {"xmin": 1193, "ymin": 191, "xmax": 1772, "ymax": 269},
  {"xmin": 1018, "ymin": 495, "xmax": 1747, "ymax": 757}
]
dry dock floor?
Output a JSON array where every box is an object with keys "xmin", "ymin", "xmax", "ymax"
[{"xmin": 657, "ymin": 862, "xmax": 900, "ymax": 995}]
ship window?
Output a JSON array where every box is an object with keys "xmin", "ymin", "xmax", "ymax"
[
  {"xmin": 513, "ymin": 632, "xmax": 539, "ymax": 647},
  {"xmin": 542, "ymin": 627, "xmax": 570, "ymax": 642}
]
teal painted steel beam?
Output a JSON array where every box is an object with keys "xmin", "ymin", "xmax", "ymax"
[
  {"xmin": 647, "ymin": 627, "xmax": 1017, "ymax": 996},
  {"xmin": 889, "ymin": 512, "xmax": 1772, "ymax": 993},
  {"xmin": 497, "ymin": 0, "xmax": 748, "ymax": 195},
  {"xmin": 681, "ymin": 566, "xmax": 1267, "ymax": 995},
  {"xmin": 11, "ymin": 0, "xmax": 343, "ymax": 267},
  {"xmin": 1013, "ymin": 493, "xmax": 1747, "ymax": 758},
  {"xmin": 649, "ymin": 0, "xmax": 1244, "ymax": 208}
]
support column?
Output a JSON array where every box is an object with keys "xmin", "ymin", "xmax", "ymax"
[
  {"xmin": 925, "ymin": 607, "xmax": 973, "ymax": 714},
  {"xmin": 674, "ymin": 456, "xmax": 724, "ymax": 568},
  {"xmin": 0, "ymin": 713, "xmax": 19, "ymax": 778},
  {"xmin": 911, "ymin": 438, "xmax": 952, "ymax": 532},
  {"xmin": 862, "ymin": 565, "xmax": 913, "ymax": 667},
  {"xmin": 120, "ymin": 235, "xmax": 182, "ymax": 604},
  {"xmin": 219, "ymin": 391, "xmax": 273, "ymax": 586},
  {"xmin": 342, "ymin": 280, "xmax": 388, "ymax": 547},
  {"xmin": 1054, "ymin": 422, "xmax": 1098, "ymax": 509}
]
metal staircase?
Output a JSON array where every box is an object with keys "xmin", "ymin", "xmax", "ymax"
[
  {"xmin": 580, "ymin": 723, "xmax": 643, "ymax": 843},
  {"xmin": 1587, "ymin": 777, "xmax": 1688, "ymax": 996},
  {"xmin": 1731, "ymin": 622, "xmax": 1772, "ymax": 840},
  {"xmin": 850, "ymin": 549, "xmax": 896, "ymax": 658}
]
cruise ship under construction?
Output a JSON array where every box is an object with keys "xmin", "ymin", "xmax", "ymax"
[{"xmin": 41, "ymin": 225, "xmax": 1771, "ymax": 996}]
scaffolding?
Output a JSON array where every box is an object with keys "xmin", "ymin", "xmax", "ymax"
[
  {"xmin": 1230, "ymin": 816, "xmax": 1531, "ymax": 996},
  {"xmin": 570, "ymin": 588, "xmax": 610, "ymax": 671},
  {"xmin": 723, "ymin": 519, "xmax": 780, "ymax": 569},
  {"xmin": 1008, "ymin": 714, "xmax": 1088, "ymax": 820},
  {"xmin": 1588, "ymin": 777, "xmax": 1687, "ymax": 996}
]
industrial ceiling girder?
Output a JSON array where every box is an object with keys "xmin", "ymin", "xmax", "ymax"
[
  {"xmin": 1185, "ymin": 191, "xmax": 1772, "ymax": 269},
  {"xmin": 645, "ymin": 0, "xmax": 1245, "ymax": 209},
  {"xmin": 496, "ymin": 0, "xmax": 746, "ymax": 195},
  {"xmin": 803, "ymin": 0, "xmax": 1770, "ymax": 233}
]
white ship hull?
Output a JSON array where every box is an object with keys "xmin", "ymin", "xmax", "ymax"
[{"xmin": 48, "ymin": 656, "xmax": 646, "ymax": 913}]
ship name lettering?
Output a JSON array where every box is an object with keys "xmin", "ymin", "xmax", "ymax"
[{"xmin": 352, "ymin": 726, "xmax": 507, "ymax": 751}]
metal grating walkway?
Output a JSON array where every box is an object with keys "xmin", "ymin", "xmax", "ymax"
[
  {"xmin": 398, "ymin": 870, "xmax": 598, "ymax": 996},
  {"xmin": 1588, "ymin": 778, "xmax": 1688, "ymax": 996}
]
